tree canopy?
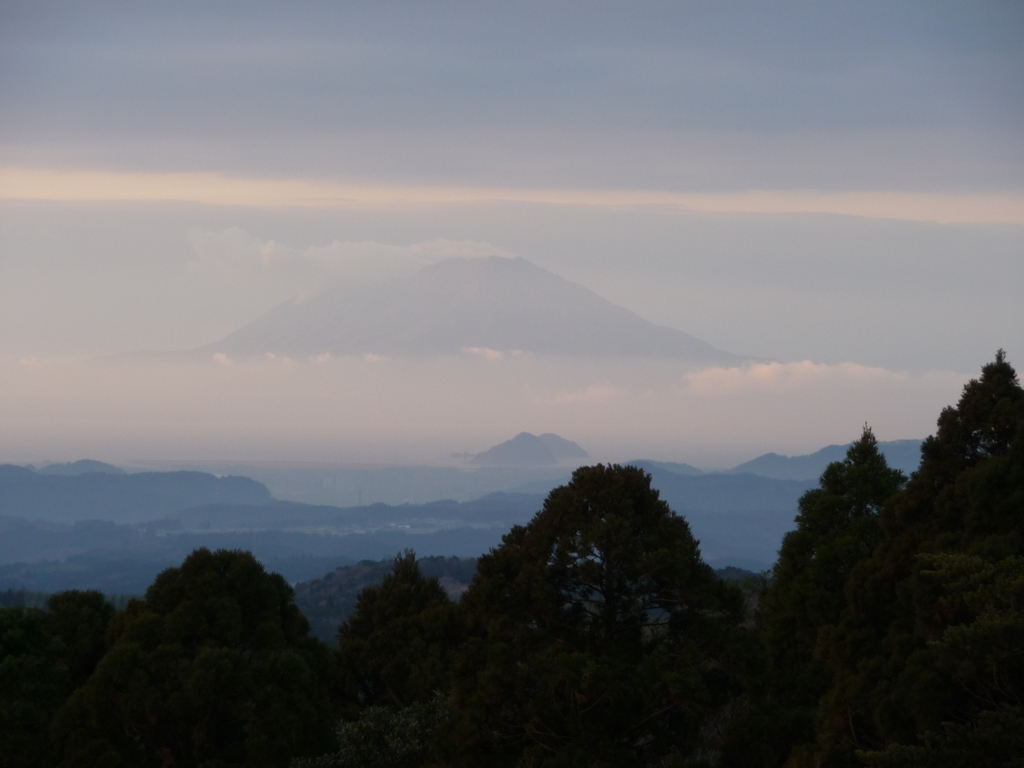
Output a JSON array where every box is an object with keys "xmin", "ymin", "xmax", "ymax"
[
  {"xmin": 752, "ymin": 427, "xmax": 906, "ymax": 763},
  {"xmin": 812, "ymin": 351, "xmax": 1024, "ymax": 766},
  {"xmin": 0, "ymin": 590, "xmax": 116, "ymax": 768},
  {"xmin": 0, "ymin": 605, "xmax": 69, "ymax": 768},
  {"xmin": 336, "ymin": 550, "xmax": 460, "ymax": 712},
  {"xmin": 451, "ymin": 463, "xmax": 747, "ymax": 767},
  {"xmin": 51, "ymin": 548, "xmax": 335, "ymax": 768}
]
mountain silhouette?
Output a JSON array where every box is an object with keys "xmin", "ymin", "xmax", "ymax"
[
  {"xmin": 470, "ymin": 433, "xmax": 558, "ymax": 466},
  {"xmin": 470, "ymin": 432, "xmax": 588, "ymax": 467},
  {"xmin": 37, "ymin": 460, "xmax": 125, "ymax": 476},
  {"xmin": 0, "ymin": 465, "xmax": 272, "ymax": 524},
  {"xmin": 202, "ymin": 257, "xmax": 745, "ymax": 361},
  {"xmin": 727, "ymin": 439, "xmax": 923, "ymax": 480}
]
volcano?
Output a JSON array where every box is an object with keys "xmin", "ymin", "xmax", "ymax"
[{"xmin": 203, "ymin": 256, "xmax": 746, "ymax": 362}]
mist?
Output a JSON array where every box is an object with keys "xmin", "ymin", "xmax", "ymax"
[{"xmin": 1, "ymin": 351, "xmax": 966, "ymax": 469}]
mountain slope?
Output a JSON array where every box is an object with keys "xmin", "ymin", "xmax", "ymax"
[
  {"xmin": 203, "ymin": 257, "xmax": 745, "ymax": 362},
  {"xmin": 728, "ymin": 439, "xmax": 923, "ymax": 480},
  {"xmin": 470, "ymin": 432, "xmax": 588, "ymax": 466},
  {"xmin": 470, "ymin": 433, "xmax": 557, "ymax": 466},
  {"xmin": 0, "ymin": 465, "xmax": 272, "ymax": 524},
  {"xmin": 537, "ymin": 433, "xmax": 589, "ymax": 462}
]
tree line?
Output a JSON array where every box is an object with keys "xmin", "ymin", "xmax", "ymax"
[{"xmin": 1, "ymin": 353, "xmax": 1021, "ymax": 767}]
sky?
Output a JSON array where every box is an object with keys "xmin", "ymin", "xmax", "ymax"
[{"xmin": 0, "ymin": 1, "xmax": 1021, "ymax": 467}]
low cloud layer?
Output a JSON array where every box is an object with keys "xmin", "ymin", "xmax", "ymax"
[
  {"xmin": 685, "ymin": 360, "xmax": 916, "ymax": 395},
  {"xmin": 0, "ymin": 354, "xmax": 969, "ymax": 469}
]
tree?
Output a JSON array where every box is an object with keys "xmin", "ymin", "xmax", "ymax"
[
  {"xmin": 46, "ymin": 590, "xmax": 116, "ymax": 690},
  {"xmin": 859, "ymin": 705, "xmax": 1024, "ymax": 768},
  {"xmin": 750, "ymin": 427, "xmax": 906, "ymax": 765},
  {"xmin": 298, "ymin": 552, "xmax": 460, "ymax": 768},
  {"xmin": 336, "ymin": 550, "xmax": 461, "ymax": 711},
  {"xmin": 0, "ymin": 590, "xmax": 116, "ymax": 768},
  {"xmin": 451, "ymin": 464, "xmax": 747, "ymax": 767},
  {"xmin": 813, "ymin": 352, "xmax": 1024, "ymax": 765},
  {"xmin": 52, "ymin": 548, "xmax": 335, "ymax": 768},
  {"xmin": 857, "ymin": 554, "xmax": 1024, "ymax": 768},
  {"xmin": 0, "ymin": 606, "xmax": 68, "ymax": 768}
]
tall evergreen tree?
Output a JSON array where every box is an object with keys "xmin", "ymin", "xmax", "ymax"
[
  {"xmin": 753, "ymin": 427, "xmax": 906, "ymax": 765},
  {"xmin": 336, "ymin": 550, "xmax": 461, "ymax": 712},
  {"xmin": 451, "ymin": 464, "xmax": 747, "ymax": 767},
  {"xmin": 813, "ymin": 352, "xmax": 1024, "ymax": 766},
  {"xmin": 46, "ymin": 591, "xmax": 116, "ymax": 691}
]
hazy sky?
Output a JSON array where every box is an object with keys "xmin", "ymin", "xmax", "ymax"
[{"xmin": 1, "ymin": 1, "xmax": 1021, "ymax": 466}]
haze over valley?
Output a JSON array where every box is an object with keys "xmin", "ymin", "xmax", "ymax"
[
  {"xmin": 0, "ymin": 434, "xmax": 926, "ymax": 595},
  {"xmin": 1, "ymin": 249, "xmax": 976, "ymax": 468}
]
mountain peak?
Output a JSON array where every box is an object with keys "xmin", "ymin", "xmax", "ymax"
[
  {"xmin": 469, "ymin": 432, "xmax": 589, "ymax": 467},
  {"xmin": 204, "ymin": 256, "xmax": 746, "ymax": 362}
]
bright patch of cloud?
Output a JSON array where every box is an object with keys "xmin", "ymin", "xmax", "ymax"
[
  {"xmin": 466, "ymin": 348, "xmax": 524, "ymax": 362},
  {"xmin": 684, "ymin": 360, "xmax": 910, "ymax": 395}
]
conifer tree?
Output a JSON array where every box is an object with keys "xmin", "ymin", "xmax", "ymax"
[
  {"xmin": 755, "ymin": 427, "xmax": 905, "ymax": 764},
  {"xmin": 451, "ymin": 464, "xmax": 746, "ymax": 767},
  {"xmin": 814, "ymin": 352, "xmax": 1024, "ymax": 765},
  {"xmin": 336, "ymin": 550, "xmax": 460, "ymax": 711}
]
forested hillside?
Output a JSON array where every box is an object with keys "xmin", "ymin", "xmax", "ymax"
[{"xmin": 1, "ymin": 353, "xmax": 1020, "ymax": 767}]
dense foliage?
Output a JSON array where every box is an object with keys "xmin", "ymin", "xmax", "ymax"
[
  {"xmin": 0, "ymin": 590, "xmax": 115, "ymax": 768},
  {"xmin": 747, "ymin": 427, "xmax": 908, "ymax": 764},
  {"xmin": 814, "ymin": 351, "xmax": 1024, "ymax": 767},
  {"xmin": 0, "ymin": 353, "xmax": 1020, "ymax": 767},
  {"xmin": 450, "ymin": 463, "xmax": 748, "ymax": 766},
  {"xmin": 294, "ymin": 556, "xmax": 476, "ymax": 644},
  {"xmin": 52, "ymin": 549, "xmax": 335, "ymax": 767},
  {"xmin": 336, "ymin": 550, "xmax": 461, "ymax": 712}
]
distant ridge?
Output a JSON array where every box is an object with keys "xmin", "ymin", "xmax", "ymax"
[
  {"xmin": 727, "ymin": 439, "xmax": 923, "ymax": 481},
  {"xmin": 37, "ymin": 460, "xmax": 125, "ymax": 476},
  {"xmin": 626, "ymin": 440, "xmax": 923, "ymax": 482},
  {"xmin": 0, "ymin": 465, "xmax": 272, "ymax": 524},
  {"xmin": 202, "ymin": 257, "xmax": 747, "ymax": 362},
  {"xmin": 626, "ymin": 459, "xmax": 703, "ymax": 477}
]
